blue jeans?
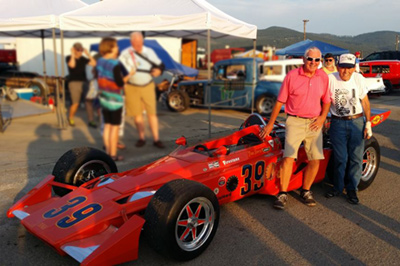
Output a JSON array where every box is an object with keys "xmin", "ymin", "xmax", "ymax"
[{"xmin": 329, "ymin": 117, "xmax": 365, "ymax": 192}]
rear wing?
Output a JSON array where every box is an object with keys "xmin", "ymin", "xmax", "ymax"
[{"xmin": 369, "ymin": 108, "xmax": 391, "ymax": 127}]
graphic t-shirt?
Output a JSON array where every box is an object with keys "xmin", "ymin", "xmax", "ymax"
[{"xmin": 328, "ymin": 72, "xmax": 368, "ymax": 116}]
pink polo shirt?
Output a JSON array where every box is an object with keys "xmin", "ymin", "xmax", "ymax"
[{"xmin": 277, "ymin": 67, "xmax": 330, "ymax": 118}]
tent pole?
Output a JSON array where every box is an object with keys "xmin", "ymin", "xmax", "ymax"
[
  {"xmin": 40, "ymin": 30, "xmax": 47, "ymax": 79},
  {"xmin": 52, "ymin": 28, "xmax": 65, "ymax": 129},
  {"xmin": 59, "ymin": 30, "xmax": 67, "ymax": 129},
  {"xmin": 207, "ymin": 29, "xmax": 211, "ymax": 138},
  {"xmin": 251, "ymin": 39, "xmax": 256, "ymax": 114}
]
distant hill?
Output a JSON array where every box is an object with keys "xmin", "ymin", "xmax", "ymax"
[{"xmin": 199, "ymin": 26, "xmax": 399, "ymax": 57}]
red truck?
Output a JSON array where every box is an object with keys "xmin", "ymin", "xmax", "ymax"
[
  {"xmin": 202, "ymin": 47, "xmax": 245, "ymax": 68},
  {"xmin": 359, "ymin": 60, "xmax": 400, "ymax": 94}
]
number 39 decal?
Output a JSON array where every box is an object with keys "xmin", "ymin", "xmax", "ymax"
[
  {"xmin": 240, "ymin": 161, "xmax": 265, "ymax": 195},
  {"xmin": 43, "ymin": 196, "xmax": 102, "ymax": 229}
]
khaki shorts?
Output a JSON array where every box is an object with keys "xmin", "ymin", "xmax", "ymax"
[
  {"xmin": 68, "ymin": 81, "xmax": 85, "ymax": 105},
  {"xmin": 125, "ymin": 82, "xmax": 156, "ymax": 116},
  {"xmin": 284, "ymin": 116, "xmax": 324, "ymax": 160}
]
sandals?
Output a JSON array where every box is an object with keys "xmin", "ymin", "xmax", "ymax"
[{"xmin": 111, "ymin": 155, "xmax": 124, "ymax": 161}]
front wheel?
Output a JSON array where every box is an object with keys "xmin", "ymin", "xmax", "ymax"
[
  {"xmin": 383, "ymin": 80, "xmax": 392, "ymax": 94},
  {"xmin": 52, "ymin": 147, "xmax": 117, "ymax": 196},
  {"xmin": 167, "ymin": 90, "xmax": 190, "ymax": 112},
  {"xmin": 359, "ymin": 136, "xmax": 380, "ymax": 190},
  {"xmin": 255, "ymin": 95, "xmax": 276, "ymax": 115},
  {"xmin": 144, "ymin": 179, "xmax": 219, "ymax": 261}
]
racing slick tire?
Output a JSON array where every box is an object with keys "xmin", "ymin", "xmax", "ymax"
[
  {"xmin": 325, "ymin": 136, "xmax": 380, "ymax": 191},
  {"xmin": 144, "ymin": 179, "xmax": 220, "ymax": 261},
  {"xmin": 358, "ymin": 136, "xmax": 380, "ymax": 190},
  {"xmin": 255, "ymin": 94, "xmax": 276, "ymax": 115},
  {"xmin": 52, "ymin": 147, "xmax": 117, "ymax": 196},
  {"xmin": 166, "ymin": 90, "xmax": 190, "ymax": 112}
]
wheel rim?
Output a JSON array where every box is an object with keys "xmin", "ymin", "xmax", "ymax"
[
  {"xmin": 30, "ymin": 84, "xmax": 42, "ymax": 97},
  {"xmin": 361, "ymin": 146, "xmax": 377, "ymax": 182},
  {"xmin": 258, "ymin": 97, "xmax": 274, "ymax": 114},
  {"xmin": 169, "ymin": 94, "xmax": 184, "ymax": 110},
  {"xmin": 175, "ymin": 197, "xmax": 215, "ymax": 252},
  {"xmin": 73, "ymin": 160, "xmax": 112, "ymax": 186}
]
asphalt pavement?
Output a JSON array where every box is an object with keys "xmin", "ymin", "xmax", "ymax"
[{"xmin": 1, "ymin": 92, "xmax": 399, "ymax": 265}]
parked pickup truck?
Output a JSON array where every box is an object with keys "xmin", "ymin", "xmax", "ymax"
[{"xmin": 165, "ymin": 58, "xmax": 281, "ymax": 114}]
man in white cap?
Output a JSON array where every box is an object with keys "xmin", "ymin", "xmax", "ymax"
[{"xmin": 325, "ymin": 53, "xmax": 372, "ymax": 204}]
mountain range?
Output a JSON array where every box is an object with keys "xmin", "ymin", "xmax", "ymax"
[{"xmin": 201, "ymin": 26, "xmax": 400, "ymax": 57}]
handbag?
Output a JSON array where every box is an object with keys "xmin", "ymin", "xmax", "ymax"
[{"xmin": 98, "ymin": 90, "xmax": 124, "ymax": 111}]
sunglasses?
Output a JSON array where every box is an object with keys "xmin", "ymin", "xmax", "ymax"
[
  {"xmin": 325, "ymin": 59, "xmax": 334, "ymax": 62},
  {"xmin": 306, "ymin": 57, "xmax": 321, "ymax": 62}
]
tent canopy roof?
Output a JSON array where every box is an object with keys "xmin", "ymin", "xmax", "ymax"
[
  {"xmin": 60, "ymin": 0, "xmax": 257, "ymax": 39},
  {"xmin": 276, "ymin": 40, "xmax": 349, "ymax": 57},
  {"xmin": 0, "ymin": 0, "xmax": 87, "ymax": 34}
]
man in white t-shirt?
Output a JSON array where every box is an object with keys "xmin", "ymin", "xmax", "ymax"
[
  {"xmin": 119, "ymin": 32, "xmax": 165, "ymax": 148},
  {"xmin": 326, "ymin": 53, "xmax": 372, "ymax": 204}
]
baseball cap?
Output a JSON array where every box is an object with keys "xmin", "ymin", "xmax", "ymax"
[
  {"xmin": 73, "ymin": 42, "xmax": 84, "ymax": 51},
  {"xmin": 338, "ymin": 53, "xmax": 356, "ymax": 68},
  {"xmin": 355, "ymin": 51, "xmax": 361, "ymax": 56}
]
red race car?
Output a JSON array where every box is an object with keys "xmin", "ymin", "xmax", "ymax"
[{"xmin": 7, "ymin": 110, "xmax": 390, "ymax": 265}]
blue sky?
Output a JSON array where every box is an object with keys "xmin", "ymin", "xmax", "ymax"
[{"xmin": 83, "ymin": 0, "xmax": 399, "ymax": 36}]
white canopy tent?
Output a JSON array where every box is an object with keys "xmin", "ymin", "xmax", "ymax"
[
  {"xmin": 60, "ymin": 0, "xmax": 258, "ymax": 136},
  {"xmin": 0, "ymin": 0, "xmax": 87, "ymax": 37},
  {"xmin": 0, "ymin": 0, "xmax": 88, "ymax": 129},
  {"xmin": 59, "ymin": 0, "xmax": 256, "ymax": 39}
]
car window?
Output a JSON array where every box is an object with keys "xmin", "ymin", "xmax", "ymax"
[
  {"xmin": 263, "ymin": 65, "xmax": 282, "ymax": 76},
  {"xmin": 371, "ymin": 65, "xmax": 390, "ymax": 74},
  {"xmin": 360, "ymin": 66, "xmax": 370, "ymax": 74},
  {"xmin": 216, "ymin": 65, "xmax": 246, "ymax": 81}
]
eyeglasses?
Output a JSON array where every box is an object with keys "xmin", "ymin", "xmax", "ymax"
[
  {"xmin": 325, "ymin": 59, "xmax": 334, "ymax": 62},
  {"xmin": 306, "ymin": 57, "xmax": 321, "ymax": 62}
]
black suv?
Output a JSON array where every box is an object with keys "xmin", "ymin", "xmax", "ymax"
[{"xmin": 362, "ymin": 51, "xmax": 400, "ymax": 61}]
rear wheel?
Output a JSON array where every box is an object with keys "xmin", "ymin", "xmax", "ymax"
[
  {"xmin": 52, "ymin": 147, "xmax": 117, "ymax": 196},
  {"xmin": 167, "ymin": 90, "xmax": 190, "ymax": 112},
  {"xmin": 325, "ymin": 136, "xmax": 380, "ymax": 191},
  {"xmin": 255, "ymin": 95, "xmax": 276, "ymax": 115},
  {"xmin": 145, "ymin": 179, "xmax": 219, "ymax": 261},
  {"xmin": 359, "ymin": 136, "xmax": 380, "ymax": 190}
]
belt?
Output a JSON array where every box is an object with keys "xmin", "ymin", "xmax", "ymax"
[
  {"xmin": 287, "ymin": 113, "xmax": 313, "ymax": 119},
  {"xmin": 331, "ymin": 113, "xmax": 363, "ymax": 120}
]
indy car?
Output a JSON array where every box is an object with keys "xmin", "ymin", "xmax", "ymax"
[{"xmin": 7, "ymin": 110, "xmax": 390, "ymax": 265}]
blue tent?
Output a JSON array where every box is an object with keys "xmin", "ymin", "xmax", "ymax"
[
  {"xmin": 90, "ymin": 39, "xmax": 199, "ymax": 77},
  {"xmin": 275, "ymin": 39, "xmax": 312, "ymax": 56},
  {"xmin": 276, "ymin": 40, "xmax": 349, "ymax": 57}
]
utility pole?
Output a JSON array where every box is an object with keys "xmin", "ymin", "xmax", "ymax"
[{"xmin": 303, "ymin": 20, "xmax": 309, "ymax": 40}]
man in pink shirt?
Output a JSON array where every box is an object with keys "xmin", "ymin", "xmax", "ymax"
[{"xmin": 260, "ymin": 47, "xmax": 331, "ymax": 210}]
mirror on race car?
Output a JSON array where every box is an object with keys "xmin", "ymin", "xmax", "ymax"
[
  {"xmin": 212, "ymin": 146, "xmax": 230, "ymax": 157},
  {"xmin": 175, "ymin": 136, "xmax": 187, "ymax": 146}
]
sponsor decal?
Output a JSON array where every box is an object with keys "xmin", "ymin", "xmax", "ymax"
[
  {"xmin": 214, "ymin": 188, "xmax": 219, "ymax": 195},
  {"xmin": 263, "ymin": 147, "xmax": 271, "ymax": 153},
  {"xmin": 372, "ymin": 115, "xmax": 381, "ymax": 125},
  {"xmin": 203, "ymin": 168, "xmax": 208, "ymax": 172},
  {"xmin": 218, "ymin": 177, "xmax": 226, "ymax": 187},
  {"xmin": 222, "ymin": 157, "xmax": 240, "ymax": 165},
  {"xmin": 208, "ymin": 161, "xmax": 220, "ymax": 169},
  {"xmin": 217, "ymin": 193, "xmax": 231, "ymax": 200}
]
